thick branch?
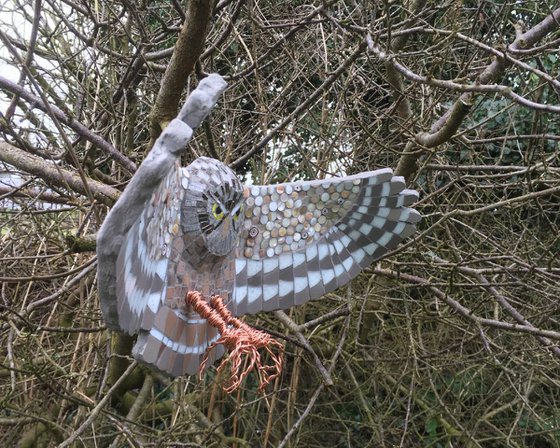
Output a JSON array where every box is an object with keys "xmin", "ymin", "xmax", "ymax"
[
  {"xmin": 0, "ymin": 142, "xmax": 120, "ymax": 206},
  {"xmin": 384, "ymin": 6, "xmax": 560, "ymax": 180},
  {"xmin": 149, "ymin": 0, "xmax": 215, "ymax": 140}
]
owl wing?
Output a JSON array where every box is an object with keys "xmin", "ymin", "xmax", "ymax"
[
  {"xmin": 116, "ymin": 164, "xmax": 224, "ymax": 377},
  {"xmin": 229, "ymin": 169, "xmax": 421, "ymax": 315},
  {"xmin": 115, "ymin": 166, "xmax": 180, "ymax": 336}
]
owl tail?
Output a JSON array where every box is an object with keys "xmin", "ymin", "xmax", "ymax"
[{"xmin": 131, "ymin": 304, "xmax": 224, "ymax": 377}]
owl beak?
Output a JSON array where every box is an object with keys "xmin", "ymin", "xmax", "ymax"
[{"xmin": 221, "ymin": 216, "xmax": 231, "ymax": 235}]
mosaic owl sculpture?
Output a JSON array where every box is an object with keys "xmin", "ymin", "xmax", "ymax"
[
  {"xmin": 96, "ymin": 73, "xmax": 420, "ymax": 378},
  {"xmin": 114, "ymin": 157, "xmax": 421, "ymax": 377}
]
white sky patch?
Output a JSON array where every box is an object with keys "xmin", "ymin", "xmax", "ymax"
[
  {"xmin": 0, "ymin": 3, "xmax": 34, "ymax": 82},
  {"xmin": 0, "ymin": 4, "xmax": 71, "ymax": 209}
]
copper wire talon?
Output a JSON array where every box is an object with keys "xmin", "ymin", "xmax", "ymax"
[{"xmin": 185, "ymin": 290, "xmax": 284, "ymax": 393}]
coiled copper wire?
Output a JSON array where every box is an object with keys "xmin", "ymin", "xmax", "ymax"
[{"xmin": 186, "ymin": 290, "xmax": 284, "ymax": 393}]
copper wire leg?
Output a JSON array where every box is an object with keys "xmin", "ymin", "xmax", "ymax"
[{"xmin": 185, "ymin": 291, "xmax": 284, "ymax": 393}]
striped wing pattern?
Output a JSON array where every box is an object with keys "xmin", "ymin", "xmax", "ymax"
[
  {"xmin": 230, "ymin": 169, "xmax": 420, "ymax": 315},
  {"xmin": 116, "ymin": 165, "xmax": 222, "ymax": 376}
]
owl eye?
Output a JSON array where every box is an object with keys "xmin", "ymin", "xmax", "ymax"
[
  {"xmin": 232, "ymin": 206, "xmax": 243, "ymax": 222},
  {"xmin": 212, "ymin": 203, "xmax": 225, "ymax": 220}
]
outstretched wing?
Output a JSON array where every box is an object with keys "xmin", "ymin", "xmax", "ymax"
[
  {"xmin": 115, "ymin": 164, "xmax": 223, "ymax": 376},
  {"xmin": 229, "ymin": 169, "xmax": 420, "ymax": 316}
]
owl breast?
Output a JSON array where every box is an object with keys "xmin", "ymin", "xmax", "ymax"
[
  {"xmin": 159, "ymin": 157, "xmax": 244, "ymax": 313},
  {"xmin": 163, "ymin": 232, "xmax": 237, "ymax": 311}
]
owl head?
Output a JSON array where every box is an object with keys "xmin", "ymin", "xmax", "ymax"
[{"xmin": 181, "ymin": 157, "xmax": 243, "ymax": 257}]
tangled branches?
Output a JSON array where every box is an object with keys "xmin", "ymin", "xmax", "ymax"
[{"xmin": 0, "ymin": 1, "xmax": 559, "ymax": 446}]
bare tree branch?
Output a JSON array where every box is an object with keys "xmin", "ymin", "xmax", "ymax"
[
  {"xmin": 149, "ymin": 0, "xmax": 216, "ymax": 140},
  {"xmin": 0, "ymin": 141, "xmax": 120, "ymax": 205},
  {"xmin": 0, "ymin": 76, "xmax": 137, "ymax": 173},
  {"xmin": 386, "ymin": 6, "xmax": 560, "ymax": 180}
]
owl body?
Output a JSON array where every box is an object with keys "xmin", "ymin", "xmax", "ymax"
[{"xmin": 113, "ymin": 157, "xmax": 421, "ymax": 377}]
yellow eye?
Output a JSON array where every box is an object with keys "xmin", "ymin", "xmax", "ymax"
[
  {"xmin": 232, "ymin": 206, "xmax": 243, "ymax": 222},
  {"xmin": 212, "ymin": 203, "xmax": 224, "ymax": 220}
]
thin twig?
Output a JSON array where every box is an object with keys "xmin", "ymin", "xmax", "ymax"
[{"xmin": 56, "ymin": 361, "xmax": 138, "ymax": 448}]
